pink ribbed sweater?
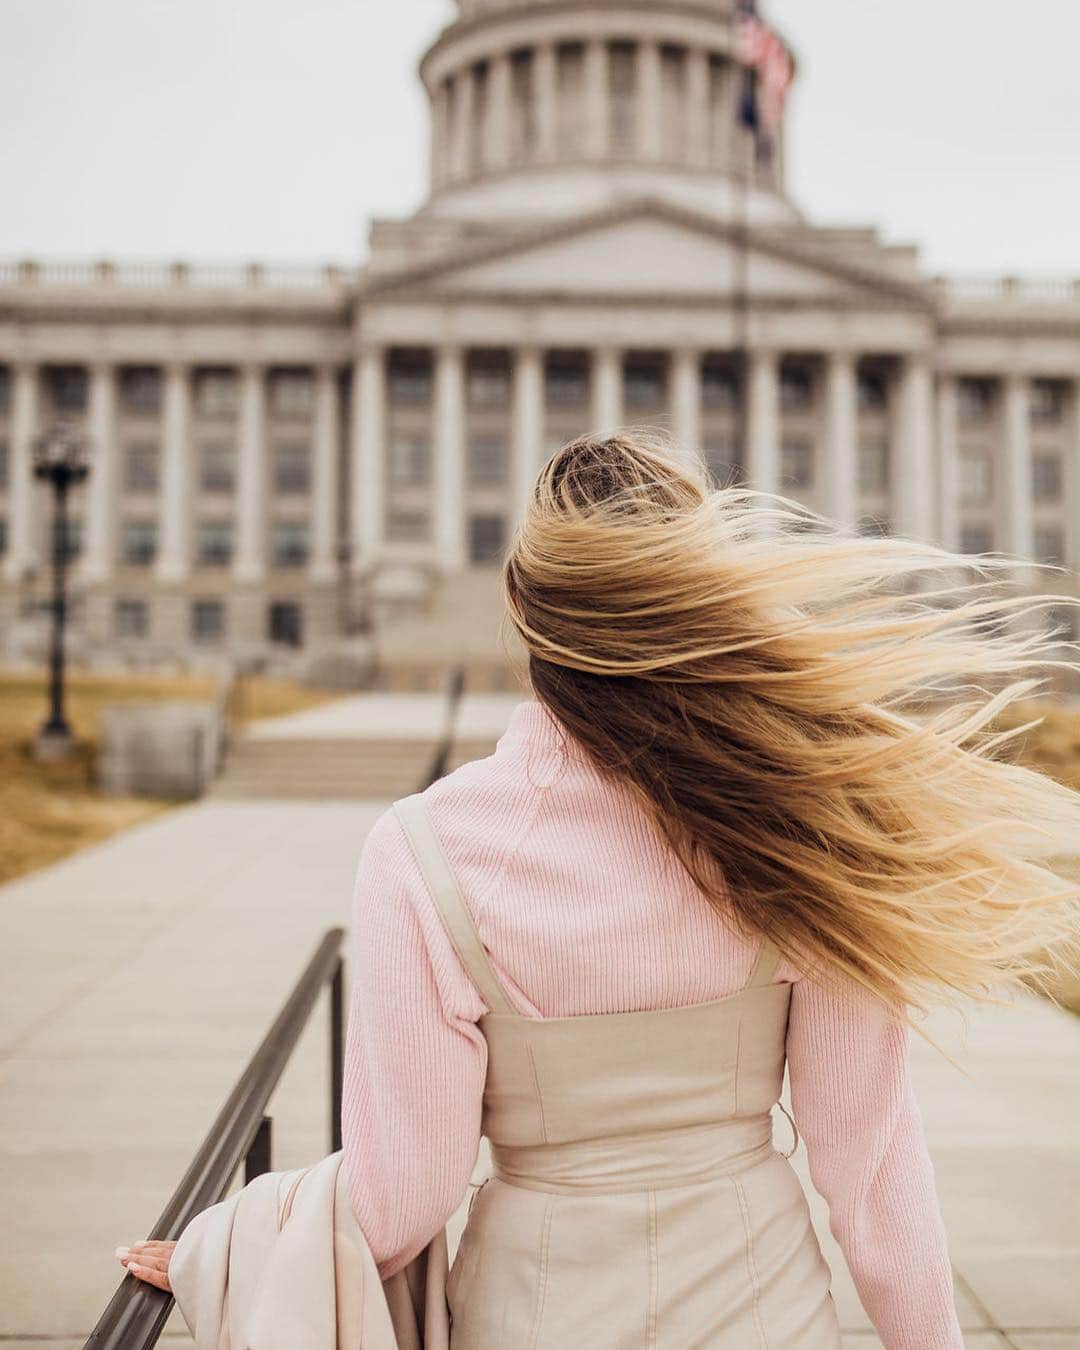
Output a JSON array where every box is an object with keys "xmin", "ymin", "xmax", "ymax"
[{"xmin": 342, "ymin": 698, "xmax": 963, "ymax": 1349}]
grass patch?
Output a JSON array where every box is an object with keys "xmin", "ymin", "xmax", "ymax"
[{"xmin": 0, "ymin": 671, "xmax": 339, "ymax": 886}]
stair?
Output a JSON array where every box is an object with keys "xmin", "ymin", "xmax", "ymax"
[{"xmin": 210, "ymin": 736, "xmax": 441, "ymax": 800}]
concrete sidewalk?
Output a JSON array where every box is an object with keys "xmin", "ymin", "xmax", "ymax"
[{"xmin": 1, "ymin": 719, "xmax": 1078, "ymax": 1345}]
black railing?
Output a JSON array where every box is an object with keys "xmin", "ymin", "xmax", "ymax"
[
  {"xmin": 84, "ymin": 928, "xmax": 345, "ymax": 1350},
  {"xmin": 425, "ymin": 664, "xmax": 466, "ymax": 787}
]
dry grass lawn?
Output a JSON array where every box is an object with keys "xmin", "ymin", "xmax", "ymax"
[{"xmin": 0, "ymin": 671, "xmax": 337, "ymax": 886}]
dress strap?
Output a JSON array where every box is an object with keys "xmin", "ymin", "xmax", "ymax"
[
  {"xmin": 392, "ymin": 793, "xmax": 516, "ymax": 1016},
  {"xmin": 743, "ymin": 934, "xmax": 783, "ymax": 989}
]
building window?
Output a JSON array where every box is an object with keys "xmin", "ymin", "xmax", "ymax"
[
  {"xmin": 957, "ymin": 378, "xmax": 994, "ymax": 424},
  {"xmin": 780, "ymin": 439, "xmax": 813, "ymax": 488},
  {"xmin": 468, "ymin": 434, "xmax": 508, "ymax": 485},
  {"xmin": 386, "ymin": 506, "xmax": 430, "ymax": 541},
  {"xmin": 959, "ymin": 449, "xmax": 992, "ymax": 504},
  {"xmin": 467, "ymin": 351, "xmax": 511, "ymax": 409},
  {"xmin": 660, "ymin": 45, "xmax": 687, "ymax": 159},
  {"xmin": 857, "ymin": 370, "xmax": 889, "ymax": 413},
  {"xmin": 510, "ymin": 49, "xmax": 537, "ymax": 160},
  {"xmin": 1032, "ymin": 451, "xmax": 1063, "ymax": 502},
  {"xmin": 0, "ymin": 366, "xmax": 10, "ymax": 413},
  {"xmin": 469, "ymin": 513, "xmax": 506, "ymax": 564},
  {"xmin": 114, "ymin": 598, "xmax": 148, "ymax": 638},
  {"xmin": 1030, "ymin": 379, "xmax": 1066, "ymax": 424},
  {"xmin": 122, "ymin": 518, "xmax": 158, "ymax": 567},
  {"xmin": 124, "ymin": 443, "xmax": 160, "ymax": 493},
  {"xmin": 0, "ymin": 517, "xmax": 6, "ymax": 555},
  {"xmin": 0, "ymin": 439, "xmax": 8, "ymax": 487},
  {"xmin": 271, "ymin": 519, "xmax": 309, "ymax": 568},
  {"xmin": 196, "ymin": 518, "xmax": 234, "ymax": 567},
  {"xmin": 623, "ymin": 353, "xmax": 667, "ymax": 410},
  {"xmin": 959, "ymin": 524, "xmax": 993, "ymax": 555},
  {"xmin": 387, "ymin": 350, "xmax": 433, "ymax": 407},
  {"xmin": 556, "ymin": 43, "xmax": 585, "ymax": 158},
  {"xmin": 1045, "ymin": 604, "xmax": 1078, "ymax": 643},
  {"xmin": 274, "ymin": 443, "xmax": 310, "ymax": 494},
  {"xmin": 857, "ymin": 515, "xmax": 891, "ymax": 536},
  {"xmin": 858, "ymin": 440, "xmax": 889, "ymax": 493},
  {"xmin": 51, "ymin": 515, "xmax": 82, "ymax": 562},
  {"xmin": 609, "ymin": 42, "xmax": 637, "ymax": 156},
  {"xmin": 270, "ymin": 370, "xmax": 315, "ymax": 418},
  {"xmin": 268, "ymin": 601, "xmax": 303, "ymax": 648},
  {"xmin": 195, "ymin": 369, "xmax": 239, "ymax": 417},
  {"xmin": 701, "ymin": 358, "xmax": 740, "ymax": 411},
  {"xmin": 1034, "ymin": 526, "xmax": 1065, "ymax": 565},
  {"xmin": 703, "ymin": 441, "xmax": 742, "ymax": 486},
  {"xmin": 46, "ymin": 366, "xmax": 88, "ymax": 414},
  {"xmin": 545, "ymin": 352, "xmax": 589, "ymax": 408},
  {"xmin": 120, "ymin": 367, "xmax": 162, "ymax": 415},
  {"xmin": 780, "ymin": 366, "xmax": 814, "ymax": 413},
  {"xmin": 201, "ymin": 443, "xmax": 236, "ymax": 493},
  {"xmin": 191, "ymin": 599, "xmax": 225, "ymax": 644},
  {"xmin": 388, "ymin": 432, "xmax": 430, "ymax": 485}
]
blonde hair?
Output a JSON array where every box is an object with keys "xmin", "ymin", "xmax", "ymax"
[{"xmin": 501, "ymin": 431, "xmax": 1080, "ymax": 1024}]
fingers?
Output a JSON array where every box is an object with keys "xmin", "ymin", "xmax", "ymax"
[
  {"xmin": 114, "ymin": 1240, "xmax": 176, "ymax": 1294},
  {"xmin": 127, "ymin": 1260, "xmax": 172, "ymax": 1293}
]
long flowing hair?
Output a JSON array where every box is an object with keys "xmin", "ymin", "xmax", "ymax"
[{"xmin": 501, "ymin": 431, "xmax": 1080, "ymax": 1023}]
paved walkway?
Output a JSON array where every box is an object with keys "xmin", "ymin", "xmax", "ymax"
[{"xmin": 0, "ymin": 693, "xmax": 1077, "ymax": 1347}]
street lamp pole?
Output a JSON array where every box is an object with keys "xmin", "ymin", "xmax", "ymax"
[{"xmin": 32, "ymin": 421, "xmax": 90, "ymax": 760}]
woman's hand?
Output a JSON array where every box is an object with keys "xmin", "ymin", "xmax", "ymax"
[{"xmin": 115, "ymin": 1240, "xmax": 177, "ymax": 1293}]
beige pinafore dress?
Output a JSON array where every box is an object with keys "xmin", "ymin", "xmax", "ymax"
[{"xmin": 393, "ymin": 793, "xmax": 842, "ymax": 1350}]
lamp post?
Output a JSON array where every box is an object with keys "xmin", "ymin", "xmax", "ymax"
[{"xmin": 32, "ymin": 420, "xmax": 90, "ymax": 761}]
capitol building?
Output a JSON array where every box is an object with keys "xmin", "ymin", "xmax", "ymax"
[{"xmin": 1, "ymin": 0, "xmax": 1078, "ymax": 683}]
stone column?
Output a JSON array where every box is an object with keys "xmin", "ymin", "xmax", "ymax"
[
  {"xmin": 434, "ymin": 346, "xmax": 467, "ymax": 571},
  {"xmin": 309, "ymin": 366, "xmax": 340, "ymax": 583},
  {"xmin": 892, "ymin": 355, "xmax": 935, "ymax": 541},
  {"xmin": 3, "ymin": 362, "xmax": 38, "ymax": 582},
  {"xmin": 450, "ymin": 67, "xmax": 475, "ymax": 181},
  {"xmin": 485, "ymin": 52, "xmax": 512, "ymax": 171},
  {"xmin": 233, "ymin": 364, "xmax": 266, "ymax": 583},
  {"xmin": 156, "ymin": 363, "xmax": 192, "ymax": 582},
  {"xmin": 1001, "ymin": 374, "xmax": 1034, "ymax": 560},
  {"xmin": 638, "ymin": 40, "xmax": 663, "ymax": 160},
  {"xmin": 672, "ymin": 349, "xmax": 701, "ymax": 455},
  {"xmin": 512, "ymin": 347, "xmax": 544, "ymax": 519},
  {"xmin": 584, "ymin": 39, "xmax": 609, "ymax": 159},
  {"xmin": 823, "ymin": 352, "xmax": 858, "ymax": 528},
  {"xmin": 936, "ymin": 374, "xmax": 960, "ymax": 552},
  {"xmin": 592, "ymin": 348, "xmax": 622, "ymax": 433},
  {"xmin": 534, "ymin": 43, "xmax": 558, "ymax": 162},
  {"xmin": 350, "ymin": 346, "xmax": 384, "ymax": 573},
  {"xmin": 430, "ymin": 81, "xmax": 450, "ymax": 192},
  {"xmin": 80, "ymin": 363, "xmax": 117, "ymax": 583},
  {"xmin": 746, "ymin": 349, "xmax": 780, "ymax": 495},
  {"xmin": 685, "ymin": 48, "xmax": 710, "ymax": 169}
]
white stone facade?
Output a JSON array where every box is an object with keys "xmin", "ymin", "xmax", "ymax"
[{"xmin": 1, "ymin": 0, "xmax": 1078, "ymax": 670}]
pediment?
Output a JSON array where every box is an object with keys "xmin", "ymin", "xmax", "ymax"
[{"xmin": 370, "ymin": 203, "xmax": 927, "ymax": 307}]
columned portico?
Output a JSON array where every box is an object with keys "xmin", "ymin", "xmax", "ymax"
[
  {"xmin": 80, "ymin": 364, "xmax": 117, "ymax": 583},
  {"xmin": 823, "ymin": 352, "xmax": 858, "ymax": 528},
  {"xmin": 893, "ymin": 356, "xmax": 934, "ymax": 541},
  {"xmin": 433, "ymin": 345, "xmax": 467, "ymax": 571},
  {"xmin": 1002, "ymin": 374, "xmax": 1034, "ymax": 560},
  {"xmin": 233, "ymin": 364, "xmax": 267, "ymax": 584},
  {"xmin": 156, "ymin": 364, "xmax": 192, "ymax": 583},
  {"xmin": 512, "ymin": 347, "xmax": 543, "ymax": 516},
  {"xmin": 746, "ymin": 349, "xmax": 780, "ymax": 496},
  {"xmin": 309, "ymin": 365, "xmax": 340, "ymax": 583},
  {"xmin": 4, "ymin": 362, "xmax": 39, "ymax": 582}
]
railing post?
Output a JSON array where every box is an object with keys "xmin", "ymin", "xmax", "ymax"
[
  {"xmin": 330, "ymin": 958, "xmax": 344, "ymax": 1153},
  {"xmin": 245, "ymin": 1116, "xmax": 273, "ymax": 1183}
]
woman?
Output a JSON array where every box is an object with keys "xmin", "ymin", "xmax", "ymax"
[{"xmin": 123, "ymin": 433, "xmax": 1080, "ymax": 1347}]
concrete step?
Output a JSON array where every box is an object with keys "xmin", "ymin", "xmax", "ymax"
[{"xmin": 211, "ymin": 737, "xmax": 439, "ymax": 800}]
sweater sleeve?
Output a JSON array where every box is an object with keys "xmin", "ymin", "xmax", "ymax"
[
  {"xmin": 784, "ymin": 966, "xmax": 963, "ymax": 1349},
  {"xmin": 340, "ymin": 806, "xmax": 489, "ymax": 1281}
]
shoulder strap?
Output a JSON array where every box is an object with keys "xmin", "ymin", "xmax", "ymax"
[
  {"xmin": 743, "ymin": 934, "xmax": 783, "ymax": 990},
  {"xmin": 392, "ymin": 793, "xmax": 516, "ymax": 1015}
]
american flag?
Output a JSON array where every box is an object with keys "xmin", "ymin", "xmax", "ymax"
[{"xmin": 735, "ymin": 0, "xmax": 795, "ymax": 146}]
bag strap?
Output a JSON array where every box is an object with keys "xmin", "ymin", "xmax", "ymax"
[
  {"xmin": 743, "ymin": 934, "xmax": 783, "ymax": 989},
  {"xmin": 392, "ymin": 793, "xmax": 516, "ymax": 1016}
]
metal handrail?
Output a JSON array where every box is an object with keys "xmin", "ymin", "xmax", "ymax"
[
  {"xmin": 424, "ymin": 663, "xmax": 466, "ymax": 787},
  {"xmin": 84, "ymin": 928, "xmax": 345, "ymax": 1349}
]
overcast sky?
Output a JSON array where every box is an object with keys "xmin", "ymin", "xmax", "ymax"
[{"xmin": 0, "ymin": 0, "xmax": 1076, "ymax": 278}]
